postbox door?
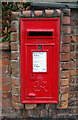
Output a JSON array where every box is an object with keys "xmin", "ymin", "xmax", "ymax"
[{"xmin": 26, "ymin": 44, "xmax": 55, "ymax": 101}]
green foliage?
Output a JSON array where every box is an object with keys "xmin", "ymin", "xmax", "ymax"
[{"xmin": 1, "ymin": 2, "xmax": 31, "ymax": 42}]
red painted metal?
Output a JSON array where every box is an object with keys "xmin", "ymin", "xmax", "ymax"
[{"xmin": 20, "ymin": 18, "xmax": 60, "ymax": 103}]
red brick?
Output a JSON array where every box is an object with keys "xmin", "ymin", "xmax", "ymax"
[
  {"xmin": 61, "ymin": 71, "xmax": 69, "ymax": 78},
  {"xmin": 45, "ymin": 10, "xmax": 54, "ymax": 16},
  {"xmin": 61, "ymin": 53, "xmax": 70, "ymax": 61},
  {"xmin": 23, "ymin": 11, "xmax": 31, "ymax": 17},
  {"xmin": 12, "ymin": 95, "xmax": 20, "ymax": 103},
  {"xmin": 61, "ymin": 62, "xmax": 70, "ymax": 69},
  {"xmin": 12, "ymin": 78, "xmax": 19, "ymax": 86},
  {"xmin": 0, "ymin": 59, "xmax": 10, "ymax": 67},
  {"xmin": 2, "ymin": 100, "xmax": 11, "ymax": 107},
  {"xmin": 62, "ymin": 16, "xmax": 70, "ymax": 25},
  {"xmin": 10, "ymin": 32, "xmax": 18, "ymax": 42},
  {"xmin": 62, "ymin": 26, "xmax": 71, "ymax": 34},
  {"xmin": 11, "ymin": 52, "xmax": 18, "ymax": 60},
  {"xmin": 2, "ymin": 52, "xmax": 10, "ymax": 59},
  {"xmin": 61, "ymin": 44, "xmax": 70, "ymax": 53},
  {"xmin": 1, "ymin": 76, "xmax": 11, "ymax": 83},
  {"xmin": 0, "ymin": 67, "xmax": 7, "ymax": 74},
  {"xmin": 60, "ymin": 79, "xmax": 69, "ymax": 86},
  {"xmin": 61, "ymin": 36, "xmax": 71, "ymax": 43},
  {"xmin": 0, "ymin": 41, "xmax": 9, "ymax": 50},
  {"xmin": 35, "ymin": 11, "xmax": 43, "ymax": 16},
  {"xmin": 71, "ymin": 52, "xmax": 76, "ymax": 59},
  {"xmin": 2, "ymin": 84, "xmax": 11, "ymax": 91},
  {"xmin": 2, "ymin": 92, "xmax": 11, "ymax": 99},
  {"xmin": 10, "ymin": 42, "xmax": 18, "ymax": 51}
]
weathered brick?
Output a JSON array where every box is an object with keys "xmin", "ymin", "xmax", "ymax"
[
  {"xmin": 2, "ymin": 100, "xmax": 11, "ymax": 107},
  {"xmin": 61, "ymin": 62, "xmax": 70, "ymax": 69},
  {"xmin": 23, "ymin": 11, "xmax": 31, "ymax": 17},
  {"xmin": 61, "ymin": 71, "xmax": 69, "ymax": 78},
  {"xmin": 12, "ymin": 70, "xmax": 19, "ymax": 77},
  {"xmin": 61, "ymin": 44, "xmax": 70, "ymax": 53},
  {"xmin": 69, "ymin": 92, "xmax": 75, "ymax": 98},
  {"xmin": 12, "ymin": 86, "xmax": 20, "ymax": 94},
  {"xmin": 62, "ymin": 16, "xmax": 70, "ymax": 25},
  {"xmin": 70, "ymin": 69, "xmax": 76, "ymax": 76},
  {"xmin": 35, "ymin": 10, "xmax": 43, "ymax": 16},
  {"xmin": 70, "ymin": 60, "xmax": 75, "ymax": 68},
  {"xmin": 62, "ymin": 93, "xmax": 68, "ymax": 101},
  {"xmin": 11, "ymin": 21, "xmax": 19, "ymax": 32},
  {"xmin": 69, "ymin": 85, "xmax": 76, "ymax": 91},
  {"xmin": 61, "ymin": 36, "xmax": 71, "ymax": 43},
  {"xmin": 61, "ymin": 86, "xmax": 69, "ymax": 93},
  {"xmin": 1, "ymin": 76, "xmax": 11, "ymax": 83},
  {"xmin": 2, "ymin": 84, "xmax": 11, "ymax": 91},
  {"xmin": 11, "ymin": 12, "xmax": 20, "ymax": 20},
  {"xmin": 69, "ymin": 77, "xmax": 75, "ymax": 84},
  {"xmin": 12, "ymin": 102, "xmax": 23, "ymax": 109},
  {"xmin": 0, "ymin": 67, "xmax": 7, "ymax": 74},
  {"xmin": 63, "ymin": 9, "xmax": 70, "ymax": 16},
  {"xmin": 71, "ymin": 20, "xmax": 78, "ymax": 26},
  {"xmin": 0, "ymin": 41, "xmax": 9, "ymax": 50},
  {"xmin": 12, "ymin": 78, "xmax": 20, "ymax": 86},
  {"xmin": 76, "ymin": 45, "xmax": 78, "ymax": 51},
  {"xmin": 11, "ymin": 52, "xmax": 18, "ymax": 60},
  {"xmin": 71, "ymin": 52, "xmax": 76, "ymax": 59},
  {"xmin": 71, "ymin": 36, "xmax": 77, "ymax": 43},
  {"xmin": 76, "ymin": 53, "xmax": 78, "ymax": 59},
  {"xmin": 61, "ymin": 53, "xmax": 70, "ymax": 61},
  {"xmin": 2, "ymin": 92, "xmax": 11, "ymax": 99},
  {"xmin": 62, "ymin": 26, "xmax": 71, "ymax": 35},
  {"xmin": 70, "ymin": 44, "xmax": 75, "ymax": 51},
  {"xmin": 10, "ymin": 32, "xmax": 18, "ymax": 42},
  {"xmin": 57, "ymin": 101, "xmax": 68, "ymax": 109},
  {"xmin": 60, "ymin": 79, "xmax": 69, "ymax": 86},
  {"xmin": 25, "ymin": 104, "xmax": 37, "ymax": 110},
  {"xmin": 12, "ymin": 95, "xmax": 20, "ymax": 103},
  {"xmin": 56, "ymin": 9, "xmax": 61, "ymax": 15},
  {"xmin": 45, "ymin": 10, "xmax": 54, "ymax": 16},
  {"xmin": 41, "ymin": 109, "xmax": 48, "ymax": 117},
  {"xmin": 11, "ymin": 61, "xmax": 19, "ymax": 69},
  {"xmin": 2, "ymin": 51, "xmax": 10, "ymax": 59},
  {"xmin": 10, "ymin": 42, "xmax": 18, "ymax": 51}
]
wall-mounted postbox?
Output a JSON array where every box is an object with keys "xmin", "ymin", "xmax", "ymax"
[{"xmin": 20, "ymin": 18, "xmax": 60, "ymax": 103}]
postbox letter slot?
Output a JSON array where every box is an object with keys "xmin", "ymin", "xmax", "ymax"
[{"xmin": 28, "ymin": 31, "xmax": 52, "ymax": 36}]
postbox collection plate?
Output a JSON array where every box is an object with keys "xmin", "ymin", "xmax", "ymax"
[{"xmin": 20, "ymin": 18, "xmax": 60, "ymax": 103}]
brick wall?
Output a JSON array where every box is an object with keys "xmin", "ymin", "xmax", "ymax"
[{"xmin": 0, "ymin": 8, "xmax": 78, "ymax": 119}]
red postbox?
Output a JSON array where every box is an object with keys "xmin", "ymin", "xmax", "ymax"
[{"xmin": 20, "ymin": 18, "xmax": 60, "ymax": 103}]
